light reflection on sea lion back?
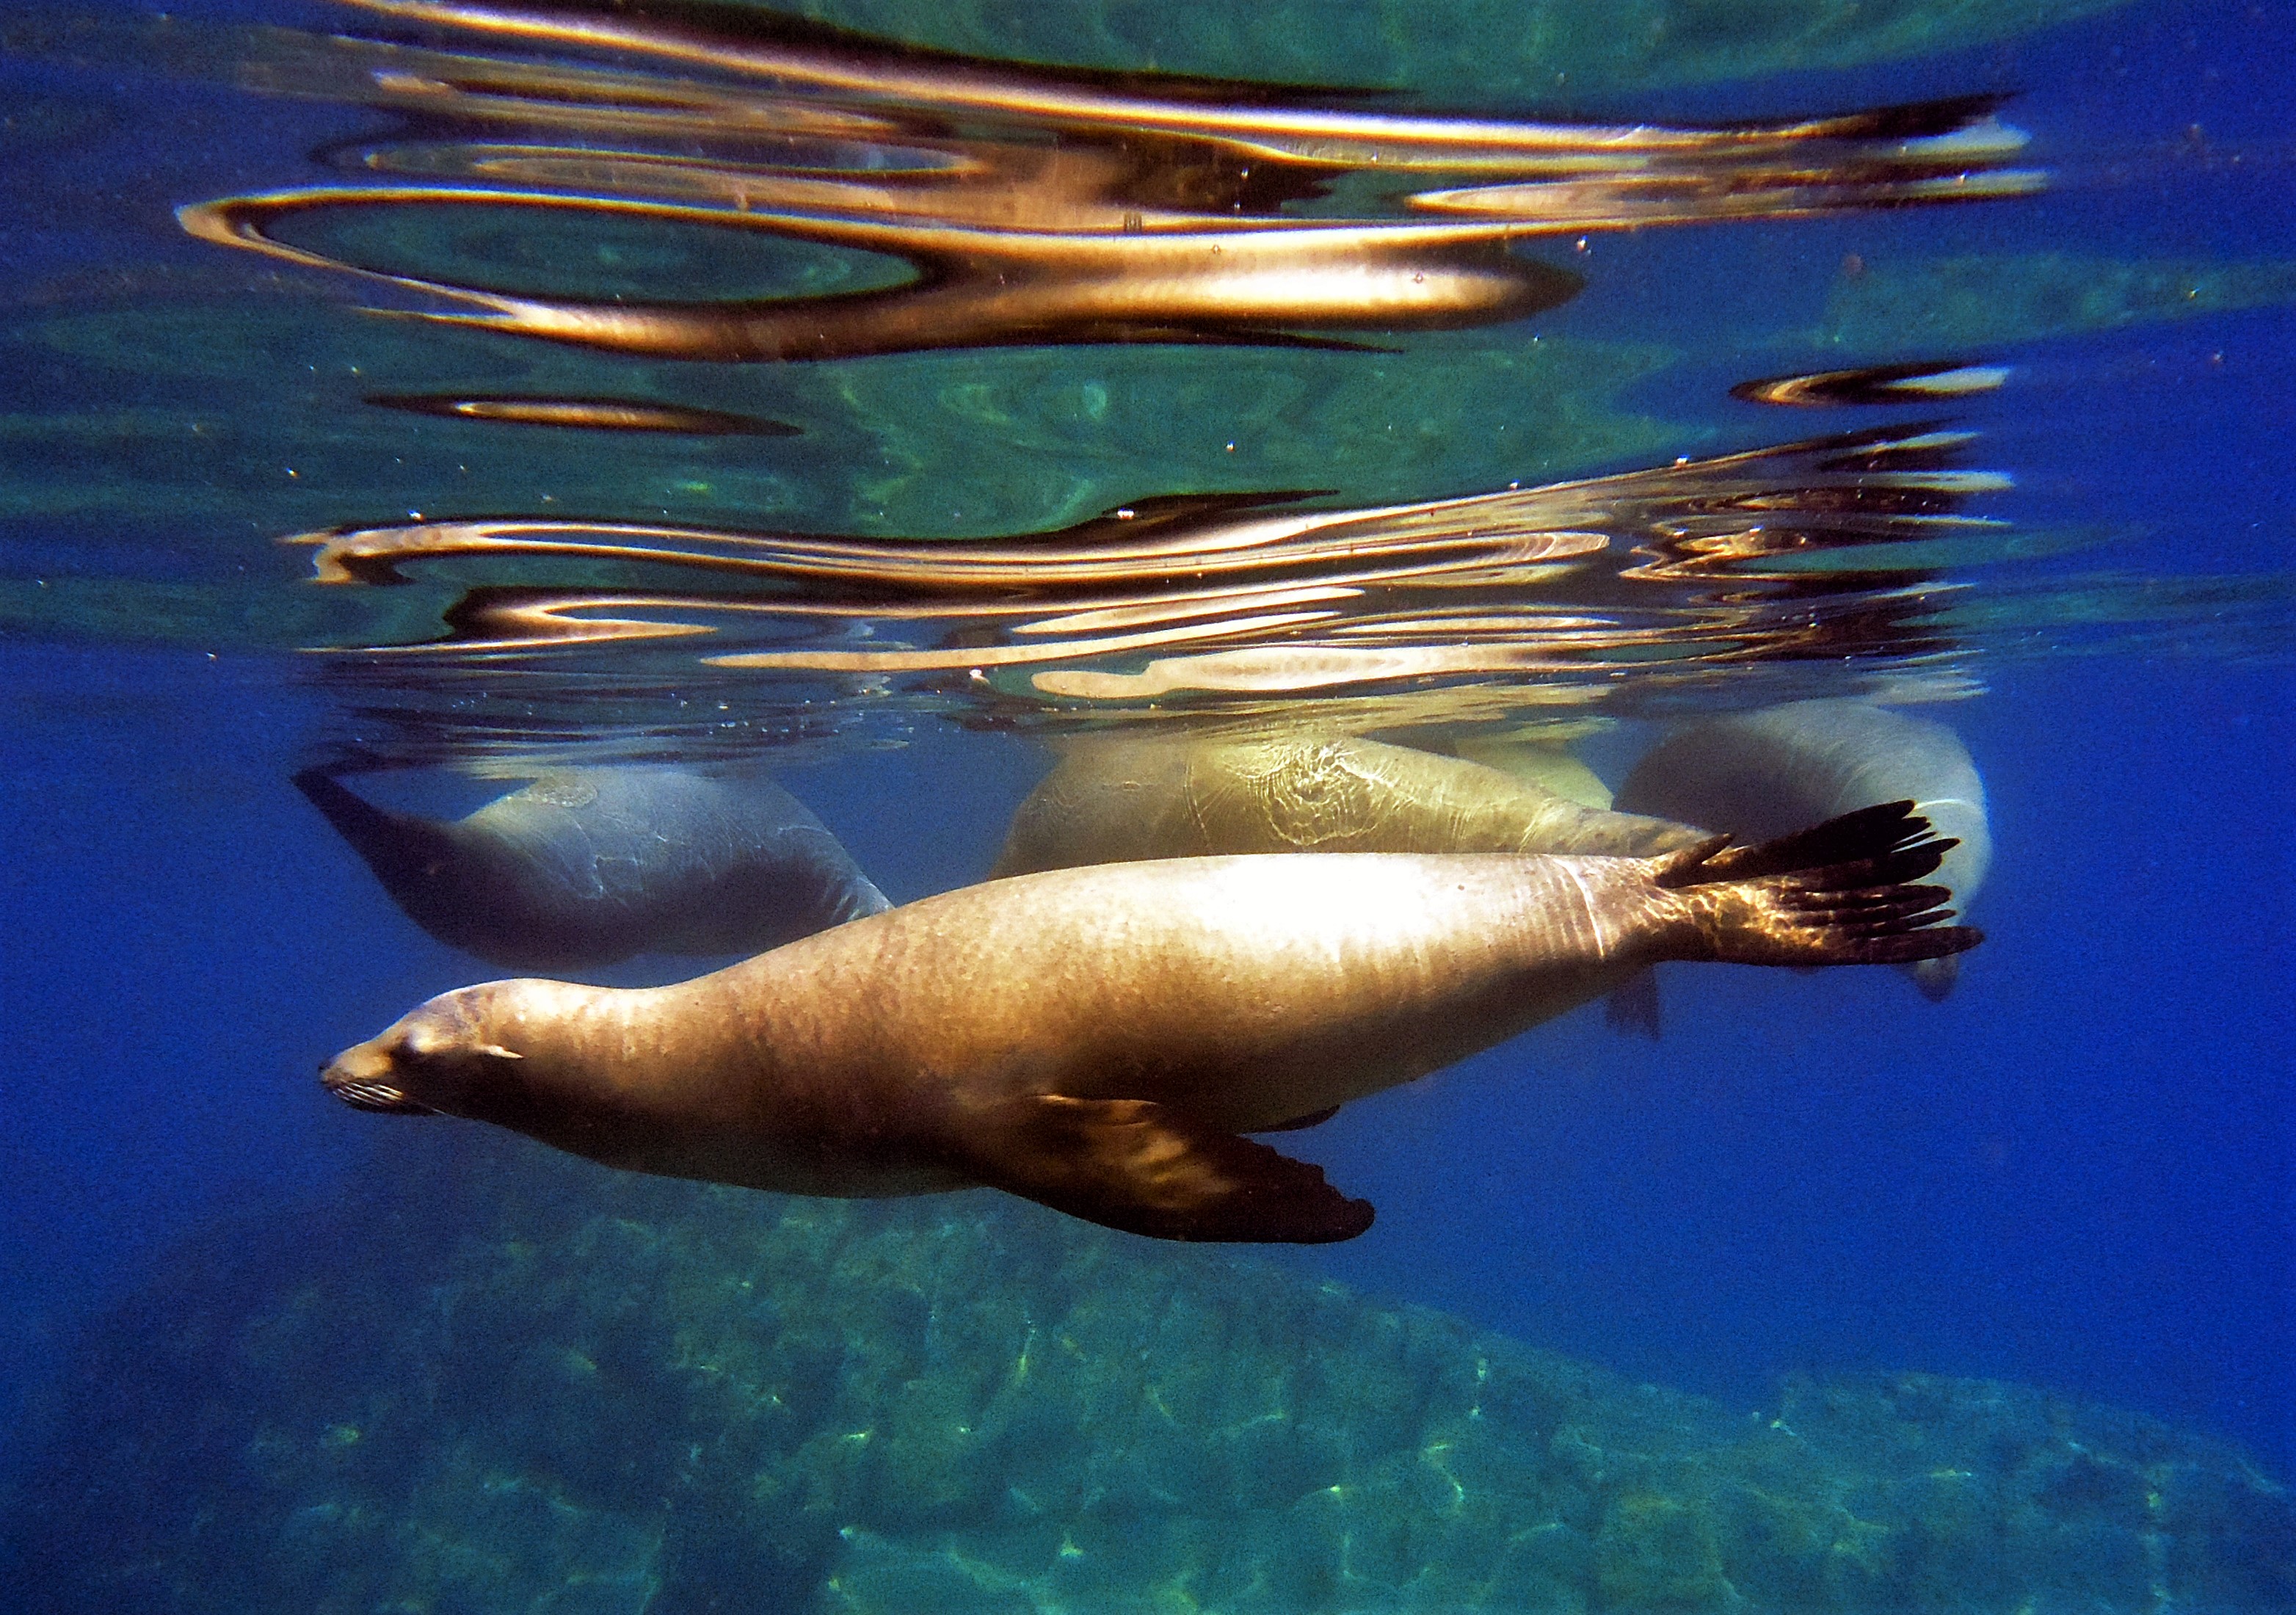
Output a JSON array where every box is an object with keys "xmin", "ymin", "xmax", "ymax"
[{"xmin": 175, "ymin": 0, "xmax": 2043, "ymax": 363}]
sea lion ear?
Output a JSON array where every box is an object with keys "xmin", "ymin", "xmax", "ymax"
[
  {"xmin": 472, "ymin": 1043, "xmax": 525, "ymax": 1062},
  {"xmin": 942, "ymin": 1095, "xmax": 1374, "ymax": 1244}
]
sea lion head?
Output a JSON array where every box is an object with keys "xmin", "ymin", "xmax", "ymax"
[{"xmin": 319, "ymin": 984, "xmax": 546, "ymax": 1121}]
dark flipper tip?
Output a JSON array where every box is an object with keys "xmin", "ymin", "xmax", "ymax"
[
  {"xmin": 1682, "ymin": 805, "xmax": 1986, "ymax": 969},
  {"xmin": 1861, "ymin": 925, "xmax": 1984, "ymax": 964},
  {"xmin": 1663, "ymin": 801, "xmax": 1939, "ymax": 888}
]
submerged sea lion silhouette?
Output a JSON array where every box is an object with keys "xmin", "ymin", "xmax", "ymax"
[
  {"xmin": 1616, "ymin": 700, "xmax": 1991, "ymax": 1006},
  {"xmin": 321, "ymin": 803, "xmax": 1978, "ymax": 1244},
  {"xmin": 294, "ymin": 766, "xmax": 890, "ymax": 972},
  {"xmin": 992, "ymin": 732, "xmax": 1707, "ymax": 878}
]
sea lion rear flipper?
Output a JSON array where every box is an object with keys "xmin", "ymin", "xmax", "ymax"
[
  {"xmin": 1603, "ymin": 968, "xmax": 1663, "ymax": 1039},
  {"xmin": 948, "ymin": 1095, "xmax": 1373, "ymax": 1244},
  {"xmin": 1657, "ymin": 802, "xmax": 1983, "ymax": 967}
]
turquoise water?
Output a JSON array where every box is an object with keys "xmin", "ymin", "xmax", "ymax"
[{"xmin": 0, "ymin": 0, "xmax": 2290, "ymax": 1608}]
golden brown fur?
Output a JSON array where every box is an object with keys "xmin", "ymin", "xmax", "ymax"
[{"xmin": 325, "ymin": 805, "xmax": 1975, "ymax": 1243}]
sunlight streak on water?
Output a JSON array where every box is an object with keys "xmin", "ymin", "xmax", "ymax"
[
  {"xmin": 0, "ymin": 0, "xmax": 2286, "ymax": 769},
  {"xmin": 273, "ymin": 426, "xmax": 2017, "ymax": 756}
]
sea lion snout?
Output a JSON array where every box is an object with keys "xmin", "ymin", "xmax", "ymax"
[
  {"xmin": 321, "ymin": 1002, "xmax": 523, "ymax": 1117},
  {"xmin": 320, "ymin": 1035, "xmax": 437, "ymax": 1116}
]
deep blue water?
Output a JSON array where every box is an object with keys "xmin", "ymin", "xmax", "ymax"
[
  {"xmin": 2, "ymin": 650, "xmax": 2287, "ymax": 1473},
  {"xmin": 1, "ymin": 0, "xmax": 2292, "ymax": 1603}
]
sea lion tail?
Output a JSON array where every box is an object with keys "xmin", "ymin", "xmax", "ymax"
[
  {"xmin": 294, "ymin": 767, "xmax": 422, "ymax": 863},
  {"xmin": 1654, "ymin": 800, "xmax": 1983, "ymax": 968}
]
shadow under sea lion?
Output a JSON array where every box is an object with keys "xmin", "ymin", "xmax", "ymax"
[
  {"xmin": 992, "ymin": 732, "xmax": 1709, "ymax": 879},
  {"xmin": 322, "ymin": 803, "xmax": 1978, "ymax": 1244},
  {"xmin": 1614, "ymin": 699, "xmax": 1991, "ymax": 1013},
  {"xmin": 294, "ymin": 765, "xmax": 890, "ymax": 973}
]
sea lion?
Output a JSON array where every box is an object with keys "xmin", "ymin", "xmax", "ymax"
[
  {"xmin": 1616, "ymin": 699, "xmax": 1991, "ymax": 1002},
  {"xmin": 295, "ymin": 765, "xmax": 890, "ymax": 973},
  {"xmin": 1449, "ymin": 732, "xmax": 1617, "ymax": 810},
  {"xmin": 323, "ymin": 803, "xmax": 1977, "ymax": 1244},
  {"xmin": 992, "ymin": 732, "xmax": 1707, "ymax": 879}
]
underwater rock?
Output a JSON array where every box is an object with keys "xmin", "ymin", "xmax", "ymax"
[{"xmin": 5, "ymin": 1133, "xmax": 2287, "ymax": 1614}]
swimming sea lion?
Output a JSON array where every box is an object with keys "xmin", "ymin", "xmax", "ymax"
[
  {"xmin": 295, "ymin": 765, "xmax": 890, "ymax": 973},
  {"xmin": 1448, "ymin": 732, "xmax": 1616, "ymax": 810},
  {"xmin": 992, "ymin": 732, "xmax": 1706, "ymax": 879},
  {"xmin": 1616, "ymin": 699, "xmax": 1991, "ymax": 1002},
  {"xmin": 323, "ymin": 803, "xmax": 1977, "ymax": 1244}
]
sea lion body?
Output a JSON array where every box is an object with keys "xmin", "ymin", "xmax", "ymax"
[
  {"xmin": 1616, "ymin": 700, "xmax": 1990, "ymax": 1000},
  {"xmin": 327, "ymin": 807, "xmax": 1977, "ymax": 1242},
  {"xmin": 993, "ymin": 733, "xmax": 1705, "ymax": 879},
  {"xmin": 296, "ymin": 766, "xmax": 890, "ymax": 972},
  {"xmin": 1449, "ymin": 734, "xmax": 1616, "ymax": 810}
]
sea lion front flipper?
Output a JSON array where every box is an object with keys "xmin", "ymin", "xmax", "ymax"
[{"xmin": 947, "ymin": 1095, "xmax": 1373, "ymax": 1244}]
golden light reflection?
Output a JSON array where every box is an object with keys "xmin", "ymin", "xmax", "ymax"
[
  {"xmin": 364, "ymin": 394, "xmax": 800, "ymax": 434},
  {"xmin": 136, "ymin": 0, "xmax": 2055, "ymax": 752},
  {"xmin": 338, "ymin": 0, "xmax": 2031, "ymax": 175},
  {"xmin": 175, "ymin": 1, "xmax": 2044, "ymax": 363},
  {"xmin": 179, "ymin": 187, "xmax": 1579, "ymax": 360},
  {"xmin": 299, "ymin": 484, "xmax": 1615, "ymax": 590},
  {"xmin": 294, "ymin": 427, "xmax": 1995, "ymax": 713},
  {"xmin": 1732, "ymin": 363, "xmax": 2014, "ymax": 407}
]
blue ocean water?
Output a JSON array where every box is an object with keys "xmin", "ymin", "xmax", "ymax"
[{"xmin": 1, "ymin": 0, "xmax": 2291, "ymax": 1607}]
